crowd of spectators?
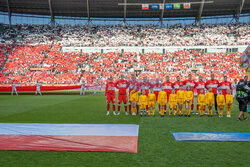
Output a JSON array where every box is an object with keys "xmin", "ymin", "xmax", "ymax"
[
  {"xmin": 0, "ymin": 23, "xmax": 249, "ymax": 47},
  {"xmin": 0, "ymin": 44, "xmax": 245, "ymax": 85}
]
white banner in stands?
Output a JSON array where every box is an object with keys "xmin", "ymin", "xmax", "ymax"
[{"xmin": 62, "ymin": 45, "xmax": 248, "ymax": 54}]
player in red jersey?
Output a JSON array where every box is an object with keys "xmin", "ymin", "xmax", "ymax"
[
  {"xmin": 115, "ymin": 74, "xmax": 129, "ymax": 115},
  {"xmin": 162, "ymin": 76, "xmax": 174, "ymax": 113},
  {"xmin": 219, "ymin": 76, "xmax": 232, "ymax": 100},
  {"xmin": 173, "ymin": 76, "xmax": 183, "ymax": 94},
  {"xmin": 139, "ymin": 77, "xmax": 152, "ymax": 111},
  {"xmin": 205, "ymin": 74, "xmax": 220, "ymax": 114},
  {"xmin": 195, "ymin": 75, "xmax": 206, "ymax": 113},
  {"xmin": 139, "ymin": 77, "xmax": 152, "ymax": 96},
  {"xmin": 153, "ymin": 78, "xmax": 162, "ymax": 111},
  {"xmin": 105, "ymin": 76, "xmax": 116, "ymax": 116},
  {"xmin": 183, "ymin": 74, "xmax": 196, "ymax": 113},
  {"xmin": 128, "ymin": 74, "xmax": 139, "ymax": 114}
]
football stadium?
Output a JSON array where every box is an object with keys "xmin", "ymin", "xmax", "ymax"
[{"xmin": 0, "ymin": 0, "xmax": 250, "ymax": 166}]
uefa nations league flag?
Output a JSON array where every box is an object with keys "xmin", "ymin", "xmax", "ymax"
[
  {"xmin": 151, "ymin": 4, "xmax": 159, "ymax": 9},
  {"xmin": 142, "ymin": 4, "xmax": 149, "ymax": 10},
  {"xmin": 159, "ymin": 4, "xmax": 164, "ymax": 9},
  {"xmin": 165, "ymin": 4, "xmax": 173, "ymax": 10},
  {"xmin": 184, "ymin": 3, "xmax": 191, "ymax": 9},
  {"xmin": 0, "ymin": 123, "xmax": 139, "ymax": 153}
]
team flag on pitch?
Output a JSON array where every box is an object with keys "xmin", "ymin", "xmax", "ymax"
[
  {"xmin": 184, "ymin": 3, "xmax": 191, "ymax": 9},
  {"xmin": 0, "ymin": 123, "xmax": 139, "ymax": 153},
  {"xmin": 142, "ymin": 4, "xmax": 149, "ymax": 10},
  {"xmin": 165, "ymin": 4, "xmax": 173, "ymax": 10},
  {"xmin": 173, "ymin": 3, "xmax": 181, "ymax": 9},
  {"xmin": 151, "ymin": 4, "xmax": 159, "ymax": 9}
]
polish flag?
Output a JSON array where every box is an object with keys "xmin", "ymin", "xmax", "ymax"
[
  {"xmin": 142, "ymin": 4, "xmax": 149, "ymax": 10},
  {"xmin": 0, "ymin": 123, "xmax": 139, "ymax": 153}
]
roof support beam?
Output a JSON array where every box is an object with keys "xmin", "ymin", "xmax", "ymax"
[
  {"xmin": 235, "ymin": 0, "xmax": 245, "ymax": 22},
  {"xmin": 123, "ymin": 0, "xmax": 127, "ymax": 24},
  {"xmin": 6, "ymin": 0, "xmax": 11, "ymax": 28},
  {"xmin": 160, "ymin": 0, "xmax": 166, "ymax": 28},
  {"xmin": 86, "ymin": 0, "xmax": 90, "ymax": 23},
  {"xmin": 48, "ymin": 0, "xmax": 55, "ymax": 27},
  {"xmin": 196, "ymin": 0, "xmax": 205, "ymax": 25}
]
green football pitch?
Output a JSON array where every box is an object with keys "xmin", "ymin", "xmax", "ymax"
[{"xmin": 0, "ymin": 91, "xmax": 249, "ymax": 167}]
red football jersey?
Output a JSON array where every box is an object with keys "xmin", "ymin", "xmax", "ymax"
[
  {"xmin": 205, "ymin": 79, "xmax": 219, "ymax": 94},
  {"xmin": 153, "ymin": 83, "xmax": 162, "ymax": 94},
  {"xmin": 139, "ymin": 82, "xmax": 152, "ymax": 95},
  {"xmin": 128, "ymin": 80, "xmax": 139, "ymax": 93},
  {"xmin": 115, "ymin": 79, "xmax": 128, "ymax": 94},
  {"xmin": 183, "ymin": 79, "xmax": 196, "ymax": 92},
  {"xmin": 162, "ymin": 82, "xmax": 174, "ymax": 94},
  {"xmin": 105, "ymin": 82, "xmax": 116, "ymax": 96},
  {"xmin": 195, "ymin": 81, "xmax": 206, "ymax": 95},
  {"xmin": 173, "ymin": 81, "xmax": 183, "ymax": 93},
  {"xmin": 219, "ymin": 81, "xmax": 232, "ymax": 95}
]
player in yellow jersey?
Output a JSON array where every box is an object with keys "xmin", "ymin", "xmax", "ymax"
[
  {"xmin": 198, "ymin": 89, "xmax": 206, "ymax": 116},
  {"xmin": 158, "ymin": 88, "xmax": 167, "ymax": 117},
  {"xmin": 225, "ymin": 89, "xmax": 233, "ymax": 118},
  {"xmin": 185, "ymin": 85, "xmax": 194, "ymax": 117},
  {"xmin": 217, "ymin": 89, "xmax": 225, "ymax": 117},
  {"xmin": 148, "ymin": 88, "xmax": 156, "ymax": 116},
  {"xmin": 139, "ymin": 90, "xmax": 148, "ymax": 117},
  {"xmin": 129, "ymin": 86, "xmax": 139, "ymax": 116},
  {"xmin": 169, "ymin": 89, "xmax": 177, "ymax": 116},
  {"xmin": 177, "ymin": 84, "xmax": 185, "ymax": 117},
  {"xmin": 206, "ymin": 87, "xmax": 214, "ymax": 117}
]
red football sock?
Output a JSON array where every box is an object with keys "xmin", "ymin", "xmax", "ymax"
[
  {"xmin": 159, "ymin": 105, "xmax": 161, "ymax": 111},
  {"xmin": 136, "ymin": 104, "xmax": 139, "ymax": 114},
  {"xmin": 164, "ymin": 105, "xmax": 166, "ymax": 111},
  {"xmin": 197, "ymin": 104, "xmax": 199, "ymax": 111},
  {"xmin": 113, "ymin": 105, "xmax": 115, "ymax": 112},
  {"xmin": 129, "ymin": 104, "xmax": 132, "ymax": 114},
  {"xmin": 191, "ymin": 104, "xmax": 194, "ymax": 111},
  {"xmin": 107, "ymin": 104, "xmax": 110, "ymax": 111},
  {"xmin": 124, "ymin": 104, "xmax": 127, "ymax": 112},
  {"xmin": 146, "ymin": 105, "xmax": 148, "ymax": 111},
  {"xmin": 118, "ymin": 105, "xmax": 121, "ymax": 112}
]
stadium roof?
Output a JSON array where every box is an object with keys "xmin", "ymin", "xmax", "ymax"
[{"xmin": 0, "ymin": 0, "xmax": 249, "ymax": 19}]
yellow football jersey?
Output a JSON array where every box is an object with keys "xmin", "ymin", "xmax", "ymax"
[
  {"xmin": 177, "ymin": 90, "xmax": 185, "ymax": 99},
  {"xmin": 148, "ymin": 93, "xmax": 156, "ymax": 102},
  {"xmin": 185, "ymin": 91, "xmax": 193, "ymax": 101},
  {"xmin": 139, "ymin": 95, "xmax": 148, "ymax": 105},
  {"xmin": 198, "ymin": 94, "xmax": 206, "ymax": 104},
  {"xmin": 226, "ymin": 94, "xmax": 233, "ymax": 104}
]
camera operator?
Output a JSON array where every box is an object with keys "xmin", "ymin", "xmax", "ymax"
[{"xmin": 236, "ymin": 79, "xmax": 250, "ymax": 121}]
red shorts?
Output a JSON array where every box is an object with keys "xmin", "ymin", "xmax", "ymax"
[
  {"xmin": 166, "ymin": 93, "xmax": 171, "ymax": 102},
  {"xmin": 118, "ymin": 94, "xmax": 127, "ymax": 103},
  {"xmin": 106, "ymin": 94, "xmax": 115, "ymax": 103},
  {"xmin": 154, "ymin": 91, "xmax": 159, "ymax": 101}
]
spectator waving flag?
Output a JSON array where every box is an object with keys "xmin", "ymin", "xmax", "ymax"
[
  {"xmin": 184, "ymin": 3, "xmax": 191, "ymax": 9},
  {"xmin": 142, "ymin": 4, "xmax": 149, "ymax": 10}
]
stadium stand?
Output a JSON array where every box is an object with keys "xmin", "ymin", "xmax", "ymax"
[
  {"xmin": 0, "ymin": 43, "xmax": 245, "ymax": 85},
  {"xmin": 1, "ymin": 23, "xmax": 249, "ymax": 47}
]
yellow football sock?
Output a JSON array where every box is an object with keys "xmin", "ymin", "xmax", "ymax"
[
  {"xmin": 169, "ymin": 108, "xmax": 172, "ymax": 115},
  {"xmin": 132, "ymin": 107, "xmax": 136, "ymax": 114},
  {"xmin": 152, "ymin": 109, "xmax": 155, "ymax": 116}
]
